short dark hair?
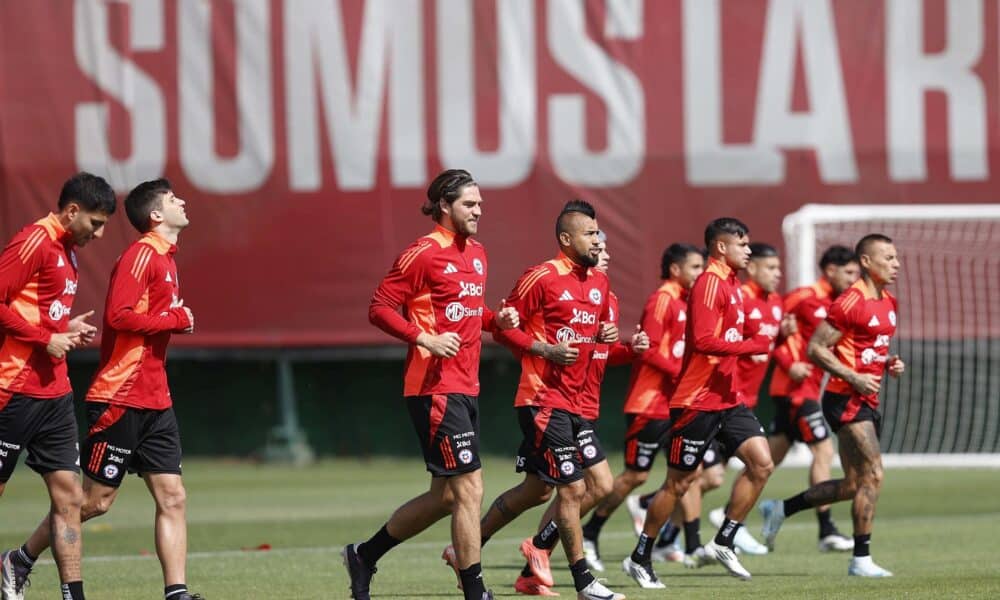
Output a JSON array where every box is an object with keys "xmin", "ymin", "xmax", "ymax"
[
  {"xmin": 58, "ymin": 172, "xmax": 116, "ymax": 214},
  {"xmin": 423, "ymin": 169, "xmax": 477, "ymax": 221},
  {"xmin": 819, "ymin": 245, "xmax": 857, "ymax": 269},
  {"xmin": 855, "ymin": 234, "xmax": 893, "ymax": 260},
  {"xmin": 556, "ymin": 199, "xmax": 596, "ymax": 239},
  {"xmin": 704, "ymin": 217, "xmax": 749, "ymax": 248},
  {"xmin": 661, "ymin": 243, "xmax": 701, "ymax": 279},
  {"xmin": 749, "ymin": 242, "xmax": 778, "ymax": 259},
  {"xmin": 125, "ymin": 178, "xmax": 172, "ymax": 233}
]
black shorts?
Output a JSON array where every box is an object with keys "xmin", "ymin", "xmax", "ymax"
[
  {"xmin": 406, "ymin": 394, "xmax": 481, "ymax": 477},
  {"xmin": 769, "ymin": 397, "xmax": 831, "ymax": 444},
  {"xmin": 515, "ymin": 406, "xmax": 586, "ymax": 485},
  {"xmin": 701, "ymin": 439, "xmax": 728, "ymax": 469},
  {"xmin": 0, "ymin": 393, "xmax": 79, "ymax": 483},
  {"xmin": 822, "ymin": 392, "xmax": 883, "ymax": 437},
  {"xmin": 623, "ymin": 414, "xmax": 671, "ymax": 472},
  {"xmin": 82, "ymin": 402, "xmax": 183, "ymax": 487},
  {"xmin": 666, "ymin": 405, "xmax": 765, "ymax": 471},
  {"xmin": 575, "ymin": 418, "xmax": 606, "ymax": 469}
]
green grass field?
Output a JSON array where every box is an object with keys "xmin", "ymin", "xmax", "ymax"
[{"xmin": 1, "ymin": 457, "xmax": 998, "ymax": 599}]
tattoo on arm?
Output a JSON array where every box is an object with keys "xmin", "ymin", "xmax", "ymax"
[{"xmin": 807, "ymin": 322, "xmax": 856, "ymax": 381}]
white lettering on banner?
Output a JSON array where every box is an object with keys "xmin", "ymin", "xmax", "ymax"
[
  {"xmin": 284, "ymin": 0, "xmax": 425, "ymax": 190},
  {"xmin": 438, "ymin": 0, "xmax": 536, "ymax": 187},
  {"xmin": 73, "ymin": 0, "xmax": 166, "ymax": 192},
  {"xmin": 547, "ymin": 0, "xmax": 645, "ymax": 186},
  {"xmin": 887, "ymin": 0, "xmax": 987, "ymax": 181},
  {"xmin": 754, "ymin": 0, "xmax": 858, "ymax": 183},
  {"xmin": 180, "ymin": 0, "xmax": 274, "ymax": 192}
]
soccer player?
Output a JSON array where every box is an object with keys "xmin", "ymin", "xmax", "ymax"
[
  {"xmin": 3, "ymin": 179, "xmax": 202, "ymax": 600},
  {"xmin": 580, "ymin": 244, "xmax": 703, "ymax": 565},
  {"xmin": 500, "ymin": 232, "xmax": 647, "ymax": 596},
  {"xmin": 345, "ymin": 169, "xmax": 518, "ymax": 600},
  {"xmin": 0, "ymin": 172, "xmax": 116, "ymax": 600},
  {"xmin": 763, "ymin": 245, "xmax": 859, "ymax": 551},
  {"xmin": 759, "ymin": 234, "xmax": 904, "ymax": 577},
  {"xmin": 475, "ymin": 201, "xmax": 626, "ymax": 600},
  {"xmin": 622, "ymin": 217, "xmax": 774, "ymax": 587}
]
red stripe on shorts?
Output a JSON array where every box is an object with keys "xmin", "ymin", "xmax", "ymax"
[
  {"xmin": 841, "ymin": 395, "xmax": 863, "ymax": 424},
  {"xmin": 89, "ymin": 405, "xmax": 127, "ymax": 436},
  {"xmin": 428, "ymin": 394, "xmax": 448, "ymax": 442},
  {"xmin": 533, "ymin": 408, "xmax": 552, "ymax": 450},
  {"xmin": 89, "ymin": 441, "xmax": 106, "ymax": 474},
  {"xmin": 440, "ymin": 436, "xmax": 456, "ymax": 470}
]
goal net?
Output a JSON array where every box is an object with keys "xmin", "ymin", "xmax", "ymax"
[{"xmin": 783, "ymin": 204, "xmax": 1000, "ymax": 461}]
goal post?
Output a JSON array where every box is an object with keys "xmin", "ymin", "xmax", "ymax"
[{"xmin": 781, "ymin": 204, "xmax": 1000, "ymax": 463}]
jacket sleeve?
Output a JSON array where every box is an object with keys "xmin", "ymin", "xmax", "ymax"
[
  {"xmin": 689, "ymin": 276, "xmax": 769, "ymax": 356},
  {"xmin": 368, "ymin": 241, "xmax": 432, "ymax": 344},
  {"xmin": 493, "ymin": 266, "xmax": 547, "ymax": 353},
  {"xmin": 106, "ymin": 249, "xmax": 189, "ymax": 335},
  {"xmin": 0, "ymin": 230, "xmax": 54, "ymax": 346}
]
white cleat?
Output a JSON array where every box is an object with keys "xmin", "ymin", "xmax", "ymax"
[
  {"xmin": 848, "ymin": 556, "xmax": 893, "ymax": 577},
  {"xmin": 708, "ymin": 507, "xmax": 726, "ymax": 528},
  {"xmin": 577, "ymin": 578, "xmax": 626, "ymax": 600},
  {"xmin": 682, "ymin": 545, "xmax": 716, "ymax": 569},
  {"xmin": 703, "ymin": 540, "xmax": 752, "ymax": 581},
  {"xmin": 819, "ymin": 532, "xmax": 855, "ymax": 552},
  {"xmin": 651, "ymin": 540, "xmax": 684, "ymax": 563},
  {"xmin": 758, "ymin": 499, "xmax": 786, "ymax": 551},
  {"xmin": 582, "ymin": 538, "xmax": 605, "ymax": 572},
  {"xmin": 621, "ymin": 557, "xmax": 665, "ymax": 589},
  {"xmin": 624, "ymin": 495, "xmax": 647, "ymax": 537},
  {"xmin": 733, "ymin": 525, "xmax": 769, "ymax": 555}
]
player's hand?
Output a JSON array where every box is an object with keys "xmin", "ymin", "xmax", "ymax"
[
  {"xmin": 751, "ymin": 353, "xmax": 769, "ymax": 364},
  {"xmin": 46, "ymin": 332, "xmax": 80, "ymax": 359},
  {"xmin": 788, "ymin": 361, "xmax": 813, "ymax": 382},
  {"xmin": 494, "ymin": 299, "xmax": 519, "ymax": 330},
  {"xmin": 597, "ymin": 322, "xmax": 618, "ymax": 344},
  {"xmin": 417, "ymin": 331, "xmax": 461, "ymax": 358},
  {"xmin": 630, "ymin": 325, "xmax": 649, "ymax": 353},
  {"xmin": 543, "ymin": 340, "xmax": 579, "ymax": 366},
  {"xmin": 68, "ymin": 310, "xmax": 98, "ymax": 346},
  {"xmin": 888, "ymin": 355, "xmax": 905, "ymax": 378},
  {"xmin": 849, "ymin": 372, "xmax": 881, "ymax": 395},
  {"xmin": 779, "ymin": 313, "xmax": 797, "ymax": 337}
]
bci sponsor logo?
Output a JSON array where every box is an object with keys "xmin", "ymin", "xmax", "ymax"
[
  {"xmin": 458, "ymin": 281, "xmax": 483, "ymax": 298},
  {"xmin": 569, "ymin": 308, "xmax": 596, "ymax": 325}
]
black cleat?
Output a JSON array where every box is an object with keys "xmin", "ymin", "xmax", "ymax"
[
  {"xmin": 342, "ymin": 543, "xmax": 376, "ymax": 600},
  {"xmin": 175, "ymin": 594, "xmax": 205, "ymax": 600}
]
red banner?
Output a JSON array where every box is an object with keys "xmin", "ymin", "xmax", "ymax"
[{"xmin": 1, "ymin": 0, "xmax": 997, "ymax": 346}]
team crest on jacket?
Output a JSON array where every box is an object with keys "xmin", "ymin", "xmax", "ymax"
[
  {"xmin": 772, "ymin": 306, "xmax": 782, "ymax": 320},
  {"xmin": 589, "ymin": 288, "xmax": 602, "ymax": 305},
  {"xmin": 888, "ymin": 310, "xmax": 896, "ymax": 326},
  {"xmin": 473, "ymin": 258, "xmax": 484, "ymax": 275}
]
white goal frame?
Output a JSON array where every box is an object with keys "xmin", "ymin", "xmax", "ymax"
[{"xmin": 780, "ymin": 203, "xmax": 1000, "ymax": 468}]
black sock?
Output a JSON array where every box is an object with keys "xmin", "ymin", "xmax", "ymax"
[
  {"xmin": 783, "ymin": 492, "xmax": 811, "ymax": 517},
  {"xmin": 655, "ymin": 522, "xmax": 680, "ymax": 547},
  {"xmin": 638, "ymin": 492, "xmax": 656, "ymax": 510},
  {"xmin": 459, "ymin": 563, "xmax": 487, "ymax": 599},
  {"xmin": 164, "ymin": 584, "xmax": 188, "ymax": 599},
  {"xmin": 357, "ymin": 524, "xmax": 401, "ymax": 566},
  {"xmin": 683, "ymin": 518, "xmax": 701, "ymax": 554},
  {"xmin": 15, "ymin": 544, "xmax": 36, "ymax": 567},
  {"xmin": 853, "ymin": 534, "xmax": 871, "ymax": 557},
  {"xmin": 816, "ymin": 509, "xmax": 836, "ymax": 537},
  {"xmin": 520, "ymin": 563, "xmax": 533, "ymax": 578},
  {"xmin": 631, "ymin": 533, "xmax": 654, "ymax": 564},
  {"xmin": 569, "ymin": 558, "xmax": 595, "ymax": 592},
  {"xmin": 533, "ymin": 520, "xmax": 560, "ymax": 550},
  {"xmin": 582, "ymin": 512, "xmax": 608, "ymax": 540},
  {"xmin": 61, "ymin": 581, "xmax": 84, "ymax": 600},
  {"xmin": 714, "ymin": 519, "xmax": 741, "ymax": 548}
]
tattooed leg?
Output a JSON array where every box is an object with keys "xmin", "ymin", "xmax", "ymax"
[
  {"xmin": 838, "ymin": 421, "xmax": 883, "ymax": 535},
  {"xmin": 44, "ymin": 470, "xmax": 84, "ymax": 583}
]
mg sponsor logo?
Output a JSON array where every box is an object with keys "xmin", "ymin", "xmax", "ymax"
[
  {"xmin": 569, "ymin": 308, "xmax": 596, "ymax": 325},
  {"xmin": 724, "ymin": 327, "xmax": 741, "ymax": 342},
  {"xmin": 445, "ymin": 303, "xmax": 483, "ymax": 322},
  {"xmin": 758, "ymin": 323, "xmax": 780, "ymax": 338},
  {"xmin": 861, "ymin": 348, "xmax": 889, "ymax": 365},
  {"xmin": 556, "ymin": 327, "xmax": 577, "ymax": 344},
  {"xmin": 458, "ymin": 281, "xmax": 483, "ymax": 298},
  {"xmin": 48, "ymin": 300, "xmax": 71, "ymax": 321}
]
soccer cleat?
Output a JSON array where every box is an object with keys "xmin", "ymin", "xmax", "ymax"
[
  {"xmin": 708, "ymin": 507, "xmax": 726, "ymax": 529},
  {"xmin": 621, "ymin": 557, "xmax": 665, "ymax": 589},
  {"xmin": 577, "ymin": 578, "xmax": 626, "ymax": 600},
  {"xmin": 650, "ymin": 540, "xmax": 684, "ymax": 563},
  {"xmin": 848, "ymin": 556, "xmax": 893, "ymax": 577},
  {"xmin": 514, "ymin": 573, "xmax": 560, "ymax": 596},
  {"xmin": 733, "ymin": 525, "xmax": 769, "ymax": 555},
  {"xmin": 341, "ymin": 543, "xmax": 376, "ymax": 600},
  {"xmin": 582, "ymin": 537, "xmax": 605, "ymax": 572},
  {"xmin": 442, "ymin": 544, "xmax": 463, "ymax": 590},
  {"xmin": 175, "ymin": 594, "xmax": 205, "ymax": 600},
  {"xmin": 520, "ymin": 538, "xmax": 555, "ymax": 587},
  {"xmin": 818, "ymin": 532, "xmax": 855, "ymax": 552},
  {"xmin": 1, "ymin": 550, "xmax": 31, "ymax": 600},
  {"xmin": 682, "ymin": 545, "xmax": 716, "ymax": 569},
  {"xmin": 703, "ymin": 540, "xmax": 752, "ymax": 580},
  {"xmin": 758, "ymin": 499, "xmax": 786, "ymax": 551},
  {"xmin": 624, "ymin": 495, "xmax": 647, "ymax": 537}
]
